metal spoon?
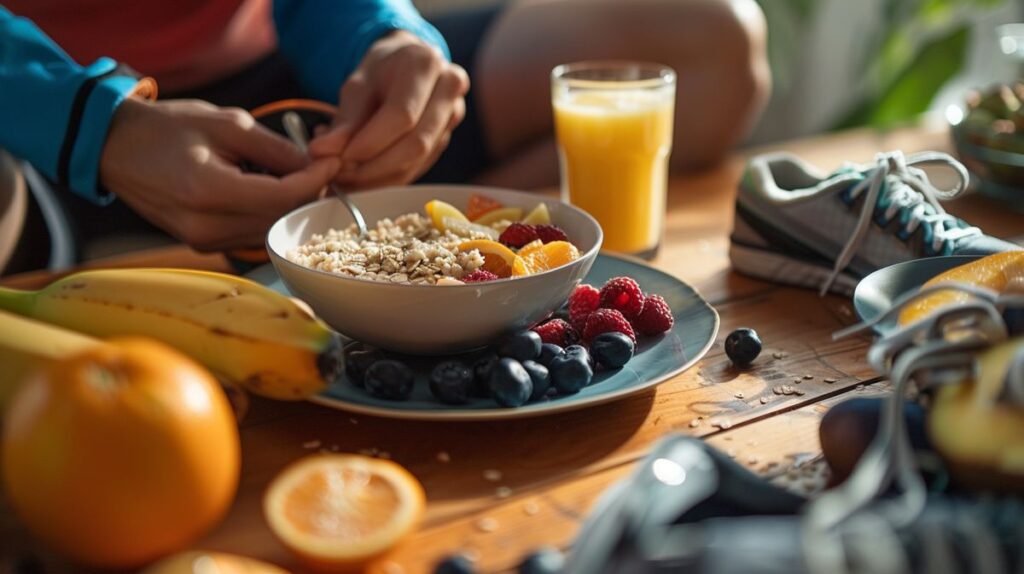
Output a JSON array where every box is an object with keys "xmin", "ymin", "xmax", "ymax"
[{"xmin": 282, "ymin": 111, "xmax": 369, "ymax": 238}]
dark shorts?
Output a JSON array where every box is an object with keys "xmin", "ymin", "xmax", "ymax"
[{"xmin": 9, "ymin": 4, "xmax": 503, "ymax": 273}]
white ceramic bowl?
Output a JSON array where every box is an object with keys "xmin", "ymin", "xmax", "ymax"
[{"xmin": 267, "ymin": 185, "xmax": 602, "ymax": 354}]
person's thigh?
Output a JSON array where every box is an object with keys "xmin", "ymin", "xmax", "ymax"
[{"xmin": 474, "ymin": 0, "xmax": 770, "ymax": 173}]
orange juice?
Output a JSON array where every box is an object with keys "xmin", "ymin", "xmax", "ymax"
[{"xmin": 554, "ymin": 87, "xmax": 674, "ymax": 254}]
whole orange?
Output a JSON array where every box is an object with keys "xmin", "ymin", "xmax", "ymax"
[{"xmin": 1, "ymin": 337, "xmax": 240, "ymax": 569}]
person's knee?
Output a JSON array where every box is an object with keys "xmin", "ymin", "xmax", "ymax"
[
  {"xmin": 667, "ymin": 0, "xmax": 772, "ymax": 167},
  {"xmin": 716, "ymin": 0, "xmax": 772, "ymax": 118}
]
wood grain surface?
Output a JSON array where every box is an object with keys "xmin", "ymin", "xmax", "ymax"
[{"xmin": 1, "ymin": 122, "xmax": 1021, "ymax": 573}]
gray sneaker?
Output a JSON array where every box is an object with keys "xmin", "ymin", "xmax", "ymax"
[{"xmin": 729, "ymin": 150, "xmax": 1020, "ymax": 296}]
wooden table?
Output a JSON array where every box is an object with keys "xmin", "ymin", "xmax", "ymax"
[{"xmin": 3, "ymin": 120, "xmax": 1023, "ymax": 573}]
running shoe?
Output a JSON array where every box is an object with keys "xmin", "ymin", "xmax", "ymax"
[{"xmin": 729, "ymin": 150, "xmax": 1020, "ymax": 296}]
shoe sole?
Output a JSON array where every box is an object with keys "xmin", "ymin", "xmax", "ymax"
[{"xmin": 728, "ymin": 243, "xmax": 859, "ymax": 297}]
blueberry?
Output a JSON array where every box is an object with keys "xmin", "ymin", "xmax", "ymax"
[
  {"xmin": 538, "ymin": 343, "xmax": 565, "ymax": 367},
  {"xmin": 343, "ymin": 346, "xmax": 385, "ymax": 387},
  {"xmin": 590, "ymin": 332, "xmax": 634, "ymax": 369},
  {"xmin": 724, "ymin": 327, "xmax": 762, "ymax": 367},
  {"xmin": 1003, "ymin": 306, "xmax": 1024, "ymax": 336},
  {"xmin": 429, "ymin": 361, "xmax": 473, "ymax": 405},
  {"xmin": 563, "ymin": 345, "xmax": 595, "ymax": 370},
  {"xmin": 548, "ymin": 354, "xmax": 593, "ymax": 394},
  {"xmin": 499, "ymin": 330, "xmax": 543, "ymax": 362},
  {"xmin": 364, "ymin": 359, "xmax": 415, "ymax": 400},
  {"xmin": 522, "ymin": 360, "xmax": 551, "ymax": 402},
  {"xmin": 471, "ymin": 354, "xmax": 499, "ymax": 397},
  {"xmin": 434, "ymin": 554, "xmax": 477, "ymax": 574},
  {"xmin": 518, "ymin": 546, "xmax": 565, "ymax": 574},
  {"xmin": 489, "ymin": 358, "xmax": 533, "ymax": 407}
]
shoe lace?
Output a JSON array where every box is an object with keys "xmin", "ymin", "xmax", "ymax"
[
  {"xmin": 804, "ymin": 290, "xmax": 1021, "ymax": 573},
  {"xmin": 820, "ymin": 151, "xmax": 979, "ymax": 296}
]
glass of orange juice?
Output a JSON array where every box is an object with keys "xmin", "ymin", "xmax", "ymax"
[{"xmin": 552, "ymin": 62, "xmax": 675, "ymax": 257}]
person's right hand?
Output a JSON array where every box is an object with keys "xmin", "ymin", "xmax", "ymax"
[{"xmin": 99, "ymin": 98, "xmax": 341, "ymax": 251}]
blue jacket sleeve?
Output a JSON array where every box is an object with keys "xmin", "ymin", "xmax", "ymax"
[
  {"xmin": 273, "ymin": 0, "xmax": 450, "ymax": 104},
  {"xmin": 0, "ymin": 7, "xmax": 146, "ymax": 205}
]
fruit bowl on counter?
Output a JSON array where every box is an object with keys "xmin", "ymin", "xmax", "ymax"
[
  {"xmin": 266, "ymin": 185, "xmax": 602, "ymax": 355},
  {"xmin": 950, "ymin": 83, "xmax": 1024, "ymax": 210}
]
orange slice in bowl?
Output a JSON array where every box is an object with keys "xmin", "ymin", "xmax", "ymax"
[
  {"xmin": 458, "ymin": 239, "xmax": 520, "ymax": 278},
  {"xmin": 466, "ymin": 194, "xmax": 503, "ymax": 220},
  {"xmin": 425, "ymin": 200, "xmax": 468, "ymax": 232},
  {"xmin": 264, "ymin": 455, "xmax": 425, "ymax": 572},
  {"xmin": 513, "ymin": 241, "xmax": 580, "ymax": 276}
]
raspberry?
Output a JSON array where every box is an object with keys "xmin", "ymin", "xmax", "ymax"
[
  {"xmin": 531, "ymin": 319, "xmax": 579, "ymax": 347},
  {"xmin": 462, "ymin": 270, "xmax": 499, "ymax": 283},
  {"xmin": 498, "ymin": 223, "xmax": 539, "ymax": 248},
  {"xmin": 535, "ymin": 225, "xmax": 569, "ymax": 243},
  {"xmin": 568, "ymin": 284, "xmax": 601, "ymax": 332},
  {"xmin": 599, "ymin": 277, "xmax": 645, "ymax": 320},
  {"xmin": 583, "ymin": 308, "xmax": 636, "ymax": 344},
  {"xmin": 633, "ymin": 294, "xmax": 674, "ymax": 335}
]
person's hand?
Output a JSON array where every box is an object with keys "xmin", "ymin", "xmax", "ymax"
[
  {"xmin": 308, "ymin": 30, "xmax": 470, "ymax": 188},
  {"xmin": 99, "ymin": 98, "xmax": 341, "ymax": 251}
]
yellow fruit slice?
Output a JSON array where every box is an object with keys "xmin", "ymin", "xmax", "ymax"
[
  {"xmin": 472, "ymin": 207, "xmax": 523, "ymax": 226},
  {"xmin": 443, "ymin": 217, "xmax": 499, "ymax": 240},
  {"xmin": 458, "ymin": 239, "xmax": 520, "ymax": 278},
  {"xmin": 264, "ymin": 455, "xmax": 425, "ymax": 571},
  {"xmin": 898, "ymin": 251, "xmax": 1024, "ymax": 326},
  {"xmin": 521, "ymin": 203, "xmax": 552, "ymax": 225},
  {"xmin": 425, "ymin": 200, "xmax": 468, "ymax": 232},
  {"xmin": 512, "ymin": 241, "xmax": 580, "ymax": 276}
]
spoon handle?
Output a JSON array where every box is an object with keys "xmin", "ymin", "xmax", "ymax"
[
  {"xmin": 330, "ymin": 183, "xmax": 369, "ymax": 237},
  {"xmin": 281, "ymin": 111, "xmax": 370, "ymax": 238}
]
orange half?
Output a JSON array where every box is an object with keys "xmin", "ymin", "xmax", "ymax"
[{"xmin": 264, "ymin": 455, "xmax": 425, "ymax": 572}]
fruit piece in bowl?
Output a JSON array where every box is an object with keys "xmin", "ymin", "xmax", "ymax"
[{"xmin": 267, "ymin": 185, "xmax": 602, "ymax": 355}]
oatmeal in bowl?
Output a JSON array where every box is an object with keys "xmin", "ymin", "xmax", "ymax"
[
  {"xmin": 268, "ymin": 186, "xmax": 602, "ymax": 354},
  {"xmin": 287, "ymin": 213, "xmax": 488, "ymax": 285}
]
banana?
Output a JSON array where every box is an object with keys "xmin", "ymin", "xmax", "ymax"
[
  {"xmin": 0, "ymin": 309, "xmax": 101, "ymax": 412},
  {"xmin": 0, "ymin": 268, "xmax": 343, "ymax": 400},
  {"xmin": 929, "ymin": 337, "xmax": 1024, "ymax": 493}
]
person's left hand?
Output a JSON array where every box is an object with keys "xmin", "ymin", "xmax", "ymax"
[{"xmin": 308, "ymin": 30, "xmax": 469, "ymax": 188}]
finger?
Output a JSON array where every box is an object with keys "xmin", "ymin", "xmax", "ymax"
[
  {"xmin": 207, "ymin": 108, "xmax": 309, "ymax": 175},
  {"xmin": 339, "ymin": 72, "xmax": 465, "ymax": 184},
  {"xmin": 308, "ymin": 73, "xmax": 375, "ymax": 159},
  {"xmin": 195, "ymin": 156, "xmax": 341, "ymax": 215},
  {"xmin": 342, "ymin": 50, "xmax": 443, "ymax": 163}
]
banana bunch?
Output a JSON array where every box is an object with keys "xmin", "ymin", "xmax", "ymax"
[
  {"xmin": 0, "ymin": 310, "xmax": 101, "ymax": 411},
  {"xmin": 0, "ymin": 268, "xmax": 342, "ymax": 400}
]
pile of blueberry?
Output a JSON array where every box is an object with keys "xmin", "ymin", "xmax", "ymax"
[{"xmin": 342, "ymin": 329, "xmax": 635, "ymax": 408}]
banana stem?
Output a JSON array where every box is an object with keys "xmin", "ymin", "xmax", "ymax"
[{"xmin": 0, "ymin": 286, "xmax": 35, "ymax": 317}]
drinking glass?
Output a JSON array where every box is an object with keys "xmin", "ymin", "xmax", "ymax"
[{"xmin": 552, "ymin": 61, "xmax": 676, "ymax": 258}]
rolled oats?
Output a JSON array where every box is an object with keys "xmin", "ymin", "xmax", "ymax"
[{"xmin": 287, "ymin": 213, "xmax": 488, "ymax": 284}]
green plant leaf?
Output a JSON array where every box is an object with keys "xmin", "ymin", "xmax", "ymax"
[{"xmin": 867, "ymin": 26, "xmax": 968, "ymax": 126}]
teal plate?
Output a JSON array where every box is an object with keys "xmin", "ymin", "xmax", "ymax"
[{"xmin": 246, "ymin": 254, "xmax": 719, "ymax": 421}]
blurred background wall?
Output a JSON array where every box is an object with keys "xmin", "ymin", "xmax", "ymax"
[{"xmin": 413, "ymin": 0, "xmax": 1024, "ymax": 145}]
